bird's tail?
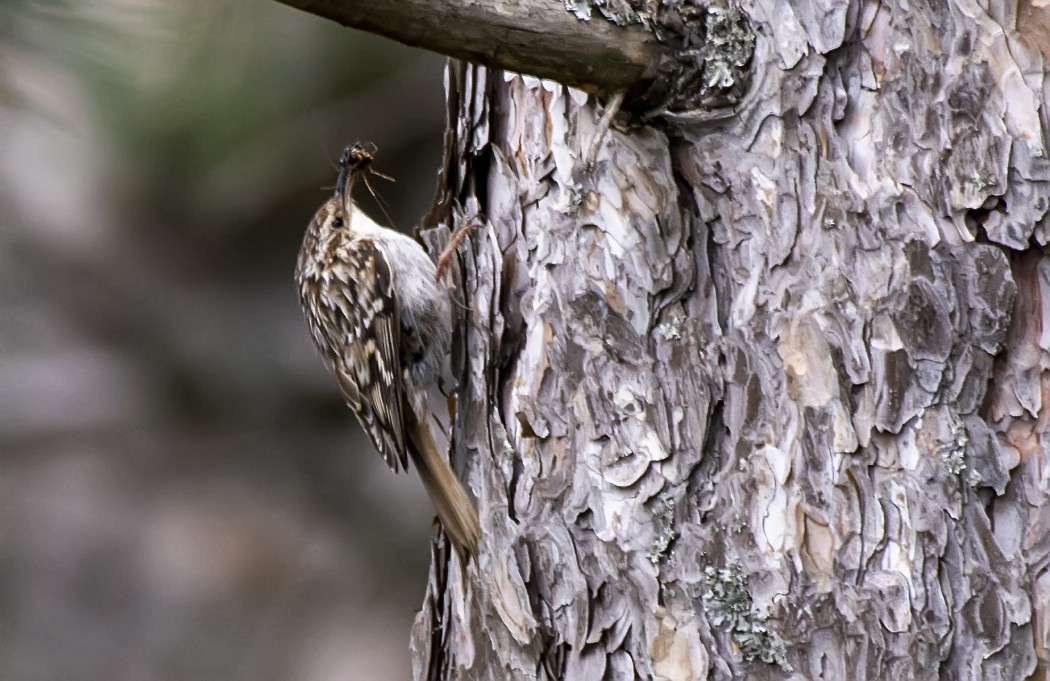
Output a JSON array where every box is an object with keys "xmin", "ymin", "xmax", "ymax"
[{"xmin": 408, "ymin": 421, "xmax": 480, "ymax": 560}]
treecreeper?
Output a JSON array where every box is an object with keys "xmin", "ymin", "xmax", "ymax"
[{"xmin": 295, "ymin": 143, "xmax": 480, "ymax": 559}]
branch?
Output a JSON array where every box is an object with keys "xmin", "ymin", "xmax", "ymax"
[{"xmin": 273, "ymin": 0, "xmax": 669, "ymax": 97}]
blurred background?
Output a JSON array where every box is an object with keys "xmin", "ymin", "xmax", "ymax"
[{"xmin": 1, "ymin": 2, "xmax": 448, "ymax": 679}]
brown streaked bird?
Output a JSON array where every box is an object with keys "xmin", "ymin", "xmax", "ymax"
[{"xmin": 295, "ymin": 143, "xmax": 479, "ymax": 559}]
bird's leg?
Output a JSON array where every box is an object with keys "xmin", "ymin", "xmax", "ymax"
[{"xmin": 435, "ymin": 215, "xmax": 481, "ymax": 282}]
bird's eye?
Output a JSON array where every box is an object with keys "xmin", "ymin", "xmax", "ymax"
[{"xmin": 330, "ymin": 216, "xmax": 344, "ymax": 229}]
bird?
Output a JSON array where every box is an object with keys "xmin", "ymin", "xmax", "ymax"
[{"xmin": 295, "ymin": 143, "xmax": 480, "ymax": 559}]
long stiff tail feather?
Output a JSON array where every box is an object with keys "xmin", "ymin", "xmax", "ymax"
[{"xmin": 408, "ymin": 420, "xmax": 480, "ymax": 560}]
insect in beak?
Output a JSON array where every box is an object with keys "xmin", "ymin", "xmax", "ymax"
[{"xmin": 334, "ymin": 143, "xmax": 376, "ymax": 203}]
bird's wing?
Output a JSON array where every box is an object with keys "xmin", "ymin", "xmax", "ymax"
[{"xmin": 327, "ymin": 238, "xmax": 409, "ymax": 472}]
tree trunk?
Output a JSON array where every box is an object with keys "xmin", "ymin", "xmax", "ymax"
[{"xmin": 281, "ymin": 1, "xmax": 1050, "ymax": 678}]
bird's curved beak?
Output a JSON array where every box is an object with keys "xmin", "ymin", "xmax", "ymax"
[{"xmin": 333, "ymin": 143, "xmax": 375, "ymax": 210}]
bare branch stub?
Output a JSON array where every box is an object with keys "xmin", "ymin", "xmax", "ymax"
[
  {"xmin": 643, "ymin": 0, "xmax": 755, "ymax": 111},
  {"xmin": 273, "ymin": 0, "xmax": 754, "ymax": 113},
  {"xmin": 274, "ymin": 0, "xmax": 663, "ymax": 94}
]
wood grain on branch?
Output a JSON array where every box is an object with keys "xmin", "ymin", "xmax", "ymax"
[{"xmin": 272, "ymin": 0, "xmax": 668, "ymax": 96}]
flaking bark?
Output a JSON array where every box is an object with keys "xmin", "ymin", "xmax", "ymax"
[{"xmin": 405, "ymin": 1, "xmax": 1050, "ymax": 678}]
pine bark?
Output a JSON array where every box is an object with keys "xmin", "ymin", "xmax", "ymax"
[{"xmin": 286, "ymin": 0, "xmax": 1050, "ymax": 678}]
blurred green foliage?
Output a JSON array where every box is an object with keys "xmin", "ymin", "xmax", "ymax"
[{"xmin": 2, "ymin": 0, "xmax": 446, "ymax": 235}]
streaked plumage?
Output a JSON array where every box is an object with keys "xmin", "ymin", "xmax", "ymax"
[{"xmin": 295, "ymin": 144, "xmax": 479, "ymax": 558}]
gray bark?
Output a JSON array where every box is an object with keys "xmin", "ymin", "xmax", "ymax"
[{"xmin": 284, "ymin": 0, "xmax": 1050, "ymax": 678}]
